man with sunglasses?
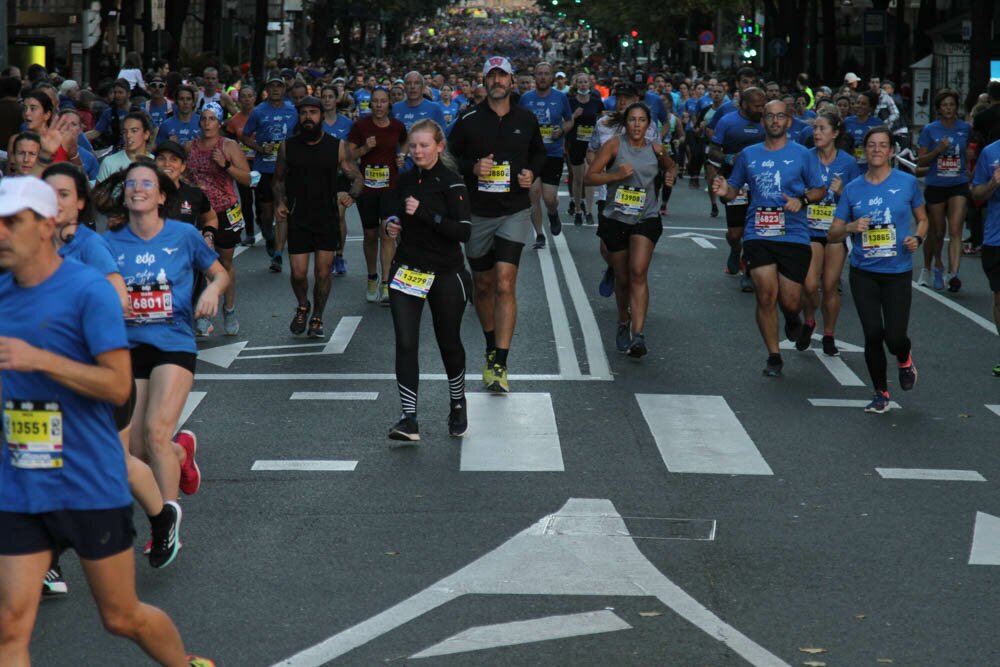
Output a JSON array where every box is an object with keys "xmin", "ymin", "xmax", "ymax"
[{"xmin": 143, "ymin": 77, "xmax": 173, "ymax": 143}]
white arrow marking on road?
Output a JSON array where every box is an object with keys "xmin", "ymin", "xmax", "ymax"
[
  {"xmin": 411, "ymin": 610, "xmax": 631, "ymax": 659},
  {"xmin": 240, "ymin": 317, "xmax": 362, "ymax": 359},
  {"xmin": 175, "ymin": 391, "xmax": 207, "ymax": 433},
  {"xmin": 461, "ymin": 393, "xmax": 563, "ymax": 472},
  {"xmin": 252, "ymin": 460, "xmax": 358, "ymax": 471},
  {"xmin": 668, "ymin": 231, "xmax": 723, "ymax": 249},
  {"xmin": 196, "ymin": 341, "xmax": 248, "ymax": 369},
  {"xmin": 636, "ymin": 394, "xmax": 773, "ymax": 475},
  {"xmin": 986, "ymin": 405, "xmax": 1000, "ymax": 418},
  {"xmin": 876, "ymin": 468, "xmax": 985, "ymax": 482},
  {"xmin": 812, "ymin": 350, "xmax": 865, "ymax": 386},
  {"xmin": 970, "ymin": 512, "xmax": 1000, "ymax": 565},
  {"xmin": 779, "ymin": 334, "xmax": 863, "ymax": 353},
  {"xmin": 272, "ymin": 498, "xmax": 789, "ymax": 667},
  {"xmin": 809, "ymin": 398, "xmax": 902, "ymax": 409}
]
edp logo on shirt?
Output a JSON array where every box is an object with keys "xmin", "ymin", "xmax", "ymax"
[
  {"xmin": 136, "ymin": 252, "xmax": 156, "ymax": 266},
  {"xmin": 868, "ymin": 196, "xmax": 883, "ymax": 207}
]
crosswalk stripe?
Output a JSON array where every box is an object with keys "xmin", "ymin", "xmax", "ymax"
[
  {"xmin": 636, "ymin": 394, "xmax": 773, "ymax": 475},
  {"xmin": 809, "ymin": 398, "xmax": 902, "ymax": 409},
  {"xmin": 876, "ymin": 468, "xmax": 985, "ymax": 482},
  {"xmin": 252, "ymin": 460, "xmax": 358, "ymax": 471},
  {"xmin": 460, "ymin": 393, "xmax": 564, "ymax": 472},
  {"xmin": 290, "ymin": 392, "xmax": 379, "ymax": 400}
]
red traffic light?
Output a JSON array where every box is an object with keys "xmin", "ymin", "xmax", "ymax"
[{"xmin": 630, "ymin": 30, "xmax": 638, "ymax": 37}]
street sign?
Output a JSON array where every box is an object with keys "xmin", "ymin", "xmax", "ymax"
[
  {"xmin": 863, "ymin": 10, "xmax": 886, "ymax": 48},
  {"xmin": 699, "ymin": 44, "xmax": 715, "ymax": 54},
  {"xmin": 698, "ymin": 30, "xmax": 714, "ymax": 45}
]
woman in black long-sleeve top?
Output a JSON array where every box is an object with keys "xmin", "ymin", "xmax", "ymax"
[{"xmin": 385, "ymin": 119, "xmax": 473, "ymax": 442}]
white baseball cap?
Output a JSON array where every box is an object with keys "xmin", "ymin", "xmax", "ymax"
[
  {"xmin": 555, "ymin": 71, "xmax": 567, "ymax": 79},
  {"xmin": 844, "ymin": 72, "xmax": 861, "ymax": 83},
  {"xmin": 483, "ymin": 56, "xmax": 514, "ymax": 77},
  {"xmin": 0, "ymin": 176, "xmax": 58, "ymax": 219}
]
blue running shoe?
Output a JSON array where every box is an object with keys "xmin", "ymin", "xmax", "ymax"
[
  {"xmin": 864, "ymin": 391, "xmax": 891, "ymax": 414},
  {"xmin": 615, "ymin": 321, "xmax": 631, "ymax": 352},
  {"xmin": 932, "ymin": 266, "xmax": 944, "ymax": 290},
  {"xmin": 599, "ymin": 267, "xmax": 615, "ymax": 297}
]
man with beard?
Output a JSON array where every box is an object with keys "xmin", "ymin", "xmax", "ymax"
[
  {"xmin": 448, "ymin": 56, "xmax": 546, "ymax": 393},
  {"xmin": 708, "ymin": 87, "xmax": 766, "ymax": 292},
  {"xmin": 712, "ymin": 99, "xmax": 826, "ymax": 377},
  {"xmin": 273, "ymin": 97, "xmax": 362, "ymax": 339}
]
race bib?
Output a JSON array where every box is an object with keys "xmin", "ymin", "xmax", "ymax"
[
  {"xmin": 576, "ymin": 125, "xmax": 594, "ymax": 142},
  {"xmin": 937, "ymin": 154, "xmax": 961, "ymax": 178},
  {"xmin": 853, "ymin": 145, "xmax": 867, "ymax": 164},
  {"xmin": 262, "ymin": 142, "xmax": 280, "ymax": 163},
  {"xmin": 240, "ymin": 143, "xmax": 255, "ymax": 160},
  {"xmin": 728, "ymin": 188, "xmax": 748, "ymax": 206},
  {"xmin": 390, "ymin": 266, "xmax": 435, "ymax": 299},
  {"xmin": 862, "ymin": 225, "xmax": 897, "ymax": 258},
  {"xmin": 807, "ymin": 203, "xmax": 835, "ymax": 231},
  {"xmin": 540, "ymin": 125, "xmax": 557, "ymax": 144},
  {"xmin": 127, "ymin": 283, "xmax": 174, "ymax": 323},
  {"xmin": 478, "ymin": 162, "xmax": 511, "ymax": 193},
  {"xmin": 360, "ymin": 100, "xmax": 370, "ymax": 113},
  {"xmin": 613, "ymin": 187, "xmax": 646, "ymax": 216},
  {"xmin": 224, "ymin": 203, "xmax": 245, "ymax": 232},
  {"xmin": 3, "ymin": 399, "xmax": 63, "ymax": 469},
  {"xmin": 364, "ymin": 165, "xmax": 390, "ymax": 189},
  {"xmin": 754, "ymin": 207, "xmax": 786, "ymax": 236}
]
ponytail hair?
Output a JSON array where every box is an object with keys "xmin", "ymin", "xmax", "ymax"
[{"xmin": 408, "ymin": 118, "xmax": 457, "ymax": 172}]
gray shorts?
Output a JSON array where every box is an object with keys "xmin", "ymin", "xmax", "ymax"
[{"xmin": 466, "ymin": 209, "xmax": 533, "ymax": 261}]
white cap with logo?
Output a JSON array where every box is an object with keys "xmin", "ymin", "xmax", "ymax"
[
  {"xmin": 483, "ymin": 56, "xmax": 514, "ymax": 77},
  {"xmin": 0, "ymin": 176, "xmax": 58, "ymax": 219}
]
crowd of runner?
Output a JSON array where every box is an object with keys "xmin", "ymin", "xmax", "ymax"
[{"xmin": 3, "ymin": 6, "xmax": 1000, "ymax": 664}]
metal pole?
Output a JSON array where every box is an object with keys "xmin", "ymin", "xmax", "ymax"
[{"xmin": 0, "ymin": 0, "xmax": 8, "ymax": 71}]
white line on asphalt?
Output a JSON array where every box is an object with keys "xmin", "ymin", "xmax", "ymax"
[
  {"xmin": 987, "ymin": 405, "xmax": 1000, "ymax": 418},
  {"xmin": 411, "ymin": 610, "xmax": 631, "ymax": 659},
  {"xmin": 238, "ymin": 316, "xmax": 362, "ymax": 359},
  {"xmin": 876, "ymin": 468, "xmax": 986, "ymax": 482},
  {"xmin": 691, "ymin": 237, "xmax": 716, "ymax": 249},
  {"xmin": 809, "ymin": 398, "xmax": 902, "ymax": 409},
  {"xmin": 289, "ymin": 392, "xmax": 379, "ymax": 400},
  {"xmin": 252, "ymin": 460, "xmax": 358, "ymax": 471},
  {"xmin": 663, "ymin": 225, "xmax": 727, "ymax": 231},
  {"xmin": 970, "ymin": 512, "xmax": 1000, "ymax": 565},
  {"xmin": 537, "ymin": 237, "xmax": 583, "ymax": 379},
  {"xmin": 460, "ymin": 393, "xmax": 564, "ymax": 471},
  {"xmin": 813, "ymin": 350, "xmax": 866, "ymax": 386},
  {"xmin": 176, "ymin": 391, "xmax": 207, "ymax": 433},
  {"xmin": 912, "ymin": 282, "xmax": 997, "ymax": 336},
  {"xmin": 244, "ymin": 342, "xmax": 327, "ymax": 351},
  {"xmin": 195, "ymin": 373, "xmax": 582, "ymax": 382},
  {"xmin": 636, "ymin": 394, "xmax": 773, "ymax": 475},
  {"xmin": 552, "ymin": 233, "xmax": 612, "ymax": 380}
]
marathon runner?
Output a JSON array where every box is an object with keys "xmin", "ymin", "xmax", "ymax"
[
  {"xmin": 320, "ymin": 83, "xmax": 355, "ymax": 276},
  {"xmin": 226, "ymin": 85, "xmax": 259, "ymax": 246},
  {"xmin": 156, "ymin": 85, "xmax": 203, "ymax": 147},
  {"xmin": 567, "ymin": 72, "xmax": 603, "ymax": 226},
  {"xmin": 971, "ymin": 135, "xmax": 1000, "ymax": 376}
]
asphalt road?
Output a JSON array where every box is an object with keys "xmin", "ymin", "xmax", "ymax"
[{"xmin": 31, "ymin": 175, "xmax": 1000, "ymax": 666}]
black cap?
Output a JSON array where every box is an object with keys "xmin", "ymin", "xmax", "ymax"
[
  {"xmin": 154, "ymin": 140, "xmax": 187, "ymax": 161},
  {"xmin": 295, "ymin": 95, "xmax": 322, "ymax": 111},
  {"xmin": 265, "ymin": 75, "xmax": 285, "ymax": 85},
  {"xmin": 613, "ymin": 82, "xmax": 639, "ymax": 98}
]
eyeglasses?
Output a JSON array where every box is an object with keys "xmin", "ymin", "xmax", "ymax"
[
  {"xmin": 149, "ymin": 82, "xmax": 165, "ymax": 88},
  {"xmin": 125, "ymin": 178, "xmax": 156, "ymax": 190},
  {"xmin": 764, "ymin": 113, "xmax": 789, "ymax": 121}
]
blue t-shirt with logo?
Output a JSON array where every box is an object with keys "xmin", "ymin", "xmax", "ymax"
[
  {"xmin": 391, "ymin": 99, "xmax": 446, "ymax": 132},
  {"xmin": 156, "ymin": 114, "xmax": 202, "ymax": 146},
  {"xmin": 441, "ymin": 100, "xmax": 462, "ymax": 126},
  {"xmin": 105, "ymin": 220, "xmax": 218, "ymax": 353},
  {"xmin": 519, "ymin": 89, "xmax": 574, "ymax": 158},
  {"xmin": 145, "ymin": 99, "xmax": 173, "ymax": 128},
  {"xmin": 711, "ymin": 111, "xmax": 765, "ymax": 162},
  {"xmin": 59, "ymin": 224, "xmax": 118, "ymax": 275},
  {"xmin": 806, "ymin": 148, "xmax": 861, "ymax": 238},
  {"xmin": 322, "ymin": 114, "xmax": 353, "ymax": 141},
  {"xmin": 0, "ymin": 260, "xmax": 131, "ymax": 513},
  {"xmin": 918, "ymin": 119, "xmax": 971, "ymax": 187},
  {"xmin": 243, "ymin": 103, "xmax": 299, "ymax": 174},
  {"xmin": 972, "ymin": 140, "xmax": 1000, "ymax": 247},
  {"xmin": 843, "ymin": 115, "xmax": 882, "ymax": 167},
  {"xmin": 835, "ymin": 169, "xmax": 924, "ymax": 273},
  {"xmin": 707, "ymin": 100, "xmax": 738, "ymax": 130},
  {"xmin": 354, "ymin": 88, "xmax": 372, "ymax": 117},
  {"xmin": 729, "ymin": 141, "xmax": 825, "ymax": 245}
]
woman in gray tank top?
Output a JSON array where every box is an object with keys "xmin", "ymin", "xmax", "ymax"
[{"xmin": 585, "ymin": 102, "xmax": 677, "ymax": 358}]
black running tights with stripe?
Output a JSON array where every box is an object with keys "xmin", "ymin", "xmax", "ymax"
[
  {"xmin": 390, "ymin": 270, "xmax": 469, "ymax": 416},
  {"xmin": 849, "ymin": 266, "xmax": 912, "ymax": 392}
]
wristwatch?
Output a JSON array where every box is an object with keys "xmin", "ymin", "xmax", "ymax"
[
  {"xmin": 223, "ymin": 159, "xmax": 232, "ymax": 170},
  {"xmin": 799, "ymin": 195, "xmax": 809, "ymax": 208}
]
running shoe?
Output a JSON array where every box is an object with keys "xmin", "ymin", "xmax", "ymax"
[
  {"xmin": 822, "ymin": 335, "xmax": 839, "ymax": 357},
  {"xmin": 598, "ymin": 267, "xmax": 615, "ymax": 297},
  {"xmin": 710, "ymin": 203, "xmax": 719, "ymax": 218},
  {"xmin": 725, "ymin": 249, "xmax": 740, "ymax": 275},
  {"xmin": 659, "ymin": 203, "xmax": 668, "ymax": 216},
  {"xmin": 763, "ymin": 355, "xmax": 783, "ymax": 378},
  {"xmin": 42, "ymin": 565, "xmax": 68, "ymax": 597},
  {"xmin": 548, "ymin": 211, "xmax": 562, "ymax": 236},
  {"xmin": 615, "ymin": 321, "xmax": 631, "ymax": 352},
  {"xmin": 269, "ymin": 254, "xmax": 282, "ymax": 273},
  {"xmin": 567, "ymin": 200, "xmax": 576, "ymax": 216},
  {"xmin": 290, "ymin": 302, "xmax": 310, "ymax": 335},
  {"xmin": 334, "ymin": 255, "xmax": 347, "ymax": 275},
  {"xmin": 448, "ymin": 400, "xmax": 468, "ymax": 437},
  {"xmin": 389, "ymin": 414, "xmax": 420, "ymax": 442},
  {"xmin": 487, "ymin": 363, "xmax": 510, "ymax": 393},
  {"xmin": 864, "ymin": 390, "xmax": 891, "ymax": 414},
  {"xmin": 306, "ymin": 317, "xmax": 324, "ymax": 339},
  {"xmin": 948, "ymin": 273, "xmax": 962, "ymax": 293},
  {"xmin": 740, "ymin": 274, "xmax": 754, "ymax": 293},
  {"xmin": 917, "ymin": 268, "xmax": 930, "ymax": 286},
  {"xmin": 584, "ymin": 212, "xmax": 594, "ymax": 226},
  {"xmin": 176, "ymin": 430, "xmax": 201, "ymax": 496},
  {"xmin": 574, "ymin": 212, "xmax": 583, "ymax": 226},
  {"xmin": 691, "ymin": 177, "xmax": 700, "ymax": 189},
  {"xmin": 483, "ymin": 349, "xmax": 496, "ymax": 386},
  {"xmin": 223, "ymin": 308, "xmax": 239, "ymax": 336},
  {"xmin": 627, "ymin": 332, "xmax": 647, "ymax": 358},
  {"xmin": 379, "ymin": 282, "xmax": 390, "ymax": 306},
  {"xmin": 932, "ymin": 266, "xmax": 944, "ymax": 290},
  {"xmin": 149, "ymin": 501, "xmax": 182, "ymax": 569},
  {"xmin": 188, "ymin": 657, "xmax": 217, "ymax": 667},
  {"xmin": 784, "ymin": 314, "xmax": 803, "ymax": 343},
  {"xmin": 366, "ymin": 277, "xmax": 379, "ymax": 303},
  {"xmin": 795, "ymin": 320, "xmax": 815, "ymax": 351},
  {"xmin": 533, "ymin": 234, "xmax": 546, "ymax": 250},
  {"xmin": 898, "ymin": 355, "xmax": 918, "ymax": 391},
  {"xmin": 241, "ymin": 234, "xmax": 255, "ymax": 247},
  {"xmin": 195, "ymin": 318, "xmax": 214, "ymax": 337}
]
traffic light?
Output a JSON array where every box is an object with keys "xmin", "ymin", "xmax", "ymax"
[{"xmin": 630, "ymin": 30, "xmax": 638, "ymax": 37}]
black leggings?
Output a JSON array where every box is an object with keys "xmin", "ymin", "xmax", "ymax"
[
  {"xmin": 687, "ymin": 134, "xmax": 705, "ymax": 177},
  {"xmin": 390, "ymin": 268, "xmax": 470, "ymax": 415},
  {"xmin": 849, "ymin": 266, "xmax": 912, "ymax": 391},
  {"xmin": 238, "ymin": 183, "xmax": 256, "ymax": 239}
]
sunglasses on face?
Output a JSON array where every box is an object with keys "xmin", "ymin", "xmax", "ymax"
[
  {"xmin": 125, "ymin": 179, "xmax": 156, "ymax": 190},
  {"xmin": 149, "ymin": 82, "xmax": 165, "ymax": 88}
]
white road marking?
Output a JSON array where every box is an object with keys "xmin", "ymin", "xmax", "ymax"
[
  {"xmin": 537, "ymin": 235, "xmax": 583, "ymax": 379},
  {"xmin": 692, "ymin": 236, "xmax": 716, "ymax": 249},
  {"xmin": 986, "ymin": 405, "xmax": 1000, "ymax": 418},
  {"xmin": 779, "ymin": 334, "xmax": 863, "ymax": 353},
  {"xmin": 460, "ymin": 393, "xmax": 563, "ymax": 472},
  {"xmin": 196, "ymin": 372, "xmax": 581, "ymax": 382},
  {"xmin": 176, "ymin": 391, "xmax": 207, "ymax": 433},
  {"xmin": 196, "ymin": 341, "xmax": 248, "ymax": 369},
  {"xmin": 238, "ymin": 316, "xmax": 362, "ymax": 359},
  {"xmin": 813, "ymin": 350, "xmax": 866, "ymax": 386},
  {"xmin": 912, "ymin": 282, "xmax": 997, "ymax": 336},
  {"xmin": 636, "ymin": 394, "xmax": 773, "ymax": 475},
  {"xmin": 970, "ymin": 512, "xmax": 1000, "ymax": 565},
  {"xmin": 244, "ymin": 342, "xmax": 327, "ymax": 351},
  {"xmin": 876, "ymin": 468, "xmax": 985, "ymax": 482},
  {"xmin": 552, "ymin": 233, "xmax": 612, "ymax": 380},
  {"xmin": 289, "ymin": 392, "xmax": 378, "ymax": 400},
  {"xmin": 272, "ymin": 498, "xmax": 789, "ymax": 667},
  {"xmin": 809, "ymin": 398, "xmax": 902, "ymax": 409},
  {"xmin": 411, "ymin": 610, "xmax": 631, "ymax": 659},
  {"xmin": 252, "ymin": 460, "xmax": 358, "ymax": 471},
  {"xmin": 664, "ymin": 225, "xmax": 727, "ymax": 231}
]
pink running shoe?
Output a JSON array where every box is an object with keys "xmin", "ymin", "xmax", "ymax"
[{"xmin": 175, "ymin": 430, "xmax": 202, "ymax": 495}]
